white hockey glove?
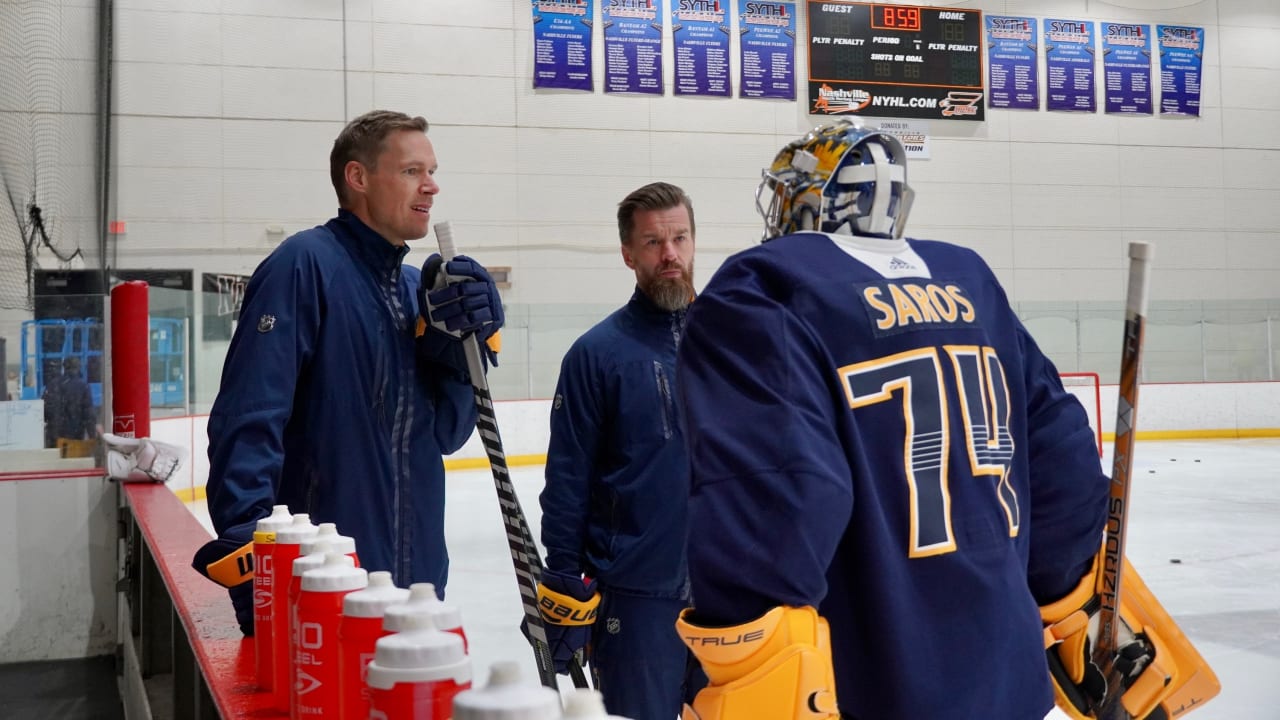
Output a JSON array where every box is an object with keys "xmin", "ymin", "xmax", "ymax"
[{"xmin": 103, "ymin": 433, "xmax": 184, "ymax": 483}]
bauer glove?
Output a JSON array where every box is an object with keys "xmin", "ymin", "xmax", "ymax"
[
  {"xmin": 535, "ymin": 569, "xmax": 599, "ymax": 675},
  {"xmin": 416, "ymin": 254, "xmax": 502, "ymax": 373},
  {"xmin": 191, "ymin": 523, "xmax": 256, "ymax": 636}
]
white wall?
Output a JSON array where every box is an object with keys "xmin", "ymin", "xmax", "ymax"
[{"xmin": 102, "ymin": 0, "xmax": 1280, "ymax": 305}]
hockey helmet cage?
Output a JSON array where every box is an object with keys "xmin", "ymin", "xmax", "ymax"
[{"xmin": 756, "ymin": 120, "xmax": 914, "ymax": 242}]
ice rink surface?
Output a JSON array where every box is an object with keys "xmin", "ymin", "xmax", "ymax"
[{"xmin": 191, "ymin": 438, "xmax": 1279, "ymax": 718}]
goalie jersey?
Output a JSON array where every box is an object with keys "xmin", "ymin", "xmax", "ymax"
[{"xmin": 676, "ymin": 232, "xmax": 1109, "ymax": 720}]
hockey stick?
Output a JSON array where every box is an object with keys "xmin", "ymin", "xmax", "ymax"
[
  {"xmin": 1091, "ymin": 241, "xmax": 1153, "ymax": 720},
  {"xmin": 434, "ymin": 222, "xmax": 590, "ymax": 692}
]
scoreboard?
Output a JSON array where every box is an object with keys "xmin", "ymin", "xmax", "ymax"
[{"xmin": 808, "ymin": 2, "xmax": 985, "ymax": 121}]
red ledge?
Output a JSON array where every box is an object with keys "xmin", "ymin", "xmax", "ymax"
[
  {"xmin": 0, "ymin": 469, "xmax": 106, "ymax": 482},
  {"xmin": 124, "ymin": 483, "xmax": 286, "ymax": 718}
]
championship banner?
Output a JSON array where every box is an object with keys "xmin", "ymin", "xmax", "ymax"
[
  {"xmin": 673, "ymin": 0, "xmax": 731, "ymax": 96},
  {"xmin": 1044, "ymin": 18, "xmax": 1096, "ymax": 112},
  {"xmin": 1102, "ymin": 22, "xmax": 1152, "ymax": 115},
  {"xmin": 603, "ymin": 0, "xmax": 665, "ymax": 94},
  {"xmin": 738, "ymin": 0, "xmax": 796, "ymax": 99},
  {"xmin": 1157, "ymin": 25, "xmax": 1204, "ymax": 116},
  {"xmin": 985, "ymin": 15, "xmax": 1038, "ymax": 110},
  {"xmin": 531, "ymin": 0, "xmax": 595, "ymax": 91}
]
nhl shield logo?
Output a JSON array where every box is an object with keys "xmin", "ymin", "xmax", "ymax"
[
  {"xmin": 606, "ymin": 616, "xmax": 621, "ymax": 635},
  {"xmin": 257, "ymin": 314, "xmax": 277, "ymax": 333},
  {"xmin": 554, "ymin": 394, "xmax": 563, "ymax": 410}
]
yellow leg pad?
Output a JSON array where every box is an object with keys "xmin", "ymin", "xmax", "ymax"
[
  {"xmin": 1118, "ymin": 563, "xmax": 1221, "ymax": 718},
  {"xmin": 678, "ymin": 606, "xmax": 838, "ymax": 720}
]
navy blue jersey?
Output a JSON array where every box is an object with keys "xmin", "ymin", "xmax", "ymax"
[{"xmin": 677, "ymin": 232, "xmax": 1107, "ymax": 720}]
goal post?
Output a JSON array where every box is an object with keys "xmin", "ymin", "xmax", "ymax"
[{"xmin": 1060, "ymin": 371, "xmax": 1104, "ymax": 457}]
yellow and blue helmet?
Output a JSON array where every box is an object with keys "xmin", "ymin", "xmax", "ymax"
[{"xmin": 756, "ymin": 120, "xmax": 914, "ymax": 242}]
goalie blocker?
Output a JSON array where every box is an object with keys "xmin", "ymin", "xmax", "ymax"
[{"xmin": 1042, "ymin": 552, "xmax": 1220, "ymax": 719}]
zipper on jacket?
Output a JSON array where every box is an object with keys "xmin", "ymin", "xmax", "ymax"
[{"xmin": 654, "ymin": 361, "xmax": 673, "ymax": 440}]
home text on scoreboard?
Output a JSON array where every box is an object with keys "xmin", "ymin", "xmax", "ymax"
[{"xmin": 808, "ymin": 2, "xmax": 985, "ymax": 121}]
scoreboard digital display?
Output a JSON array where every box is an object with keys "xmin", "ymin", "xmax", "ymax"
[{"xmin": 808, "ymin": 2, "xmax": 985, "ymax": 121}]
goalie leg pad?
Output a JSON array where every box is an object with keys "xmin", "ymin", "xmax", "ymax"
[
  {"xmin": 1042, "ymin": 557, "xmax": 1221, "ymax": 719},
  {"xmin": 677, "ymin": 606, "xmax": 838, "ymax": 720}
]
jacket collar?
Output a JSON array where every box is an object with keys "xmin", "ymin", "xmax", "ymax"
[{"xmin": 330, "ymin": 209, "xmax": 410, "ymax": 279}]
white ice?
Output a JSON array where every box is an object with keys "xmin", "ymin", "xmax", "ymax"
[{"xmin": 189, "ymin": 438, "xmax": 1280, "ymax": 718}]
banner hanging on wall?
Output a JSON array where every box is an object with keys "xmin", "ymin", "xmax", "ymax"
[
  {"xmin": 531, "ymin": 0, "xmax": 595, "ymax": 91},
  {"xmin": 985, "ymin": 15, "xmax": 1038, "ymax": 110},
  {"xmin": 1044, "ymin": 19, "xmax": 1096, "ymax": 112},
  {"xmin": 1157, "ymin": 25, "xmax": 1204, "ymax": 116},
  {"xmin": 603, "ymin": 0, "xmax": 666, "ymax": 94},
  {"xmin": 673, "ymin": 0, "xmax": 731, "ymax": 96},
  {"xmin": 1101, "ymin": 22, "xmax": 1152, "ymax": 115},
  {"xmin": 737, "ymin": 0, "xmax": 796, "ymax": 100}
]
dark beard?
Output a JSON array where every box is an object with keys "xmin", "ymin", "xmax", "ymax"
[{"xmin": 645, "ymin": 273, "xmax": 693, "ymax": 312}]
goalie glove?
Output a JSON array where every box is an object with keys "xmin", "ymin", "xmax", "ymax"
[
  {"xmin": 103, "ymin": 432, "xmax": 183, "ymax": 483},
  {"xmin": 1042, "ymin": 554, "xmax": 1220, "ymax": 719},
  {"xmin": 677, "ymin": 606, "xmax": 839, "ymax": 720}
]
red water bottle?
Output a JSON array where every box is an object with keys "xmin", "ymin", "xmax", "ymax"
[
  {"xmin": 295, "ymin": 553, "xmax": 368, "ymax": 718},
  {"xmin": 271, "ymin": 514, "xmax": 318, "ymax": 712},
  {"xmin": 451, "ymin": 661, "xmax": 561, "ymax": 720},
  {"xmin": 311, "ymin": 522, "xmax": 359, "ymax": 566},
  {"xmin": 339, "ymin": 571, "xmax": 409, "ymax": 720},
  {"xmin": 383, "ymin": 583, "xmax": 468, "ymax": 653},
  {"xmin": 252, "ymin": 504, "xmax": 293, "ymax": 691},
  {"xmin": 366, "ymin": 612, "xmax": 471, "ymax": 720},
  {"xmin": 289, "ymin": 539, "xmax": 332, "ymax": 720}
]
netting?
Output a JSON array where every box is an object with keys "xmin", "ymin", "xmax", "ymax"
[{"xmin": 0, "ymin": 2, "xmax": 95, "ymax": 311}]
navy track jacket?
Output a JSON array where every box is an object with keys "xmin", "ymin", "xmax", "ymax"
[
  {"xmin": 540, "ymin": 289, "xmax": 690, "ymax": 596},
  {"xmin": 206, "ymin": 210, "xmax": 476, "ymax": 589},
  {"xmin": 677, "ymin": 232, "xmax": 1108, "ymax": 720}
]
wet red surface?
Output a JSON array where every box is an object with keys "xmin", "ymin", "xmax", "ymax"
[{"xmin": 126, "ymin": 483, "xmax": 286, "ymax": 718}]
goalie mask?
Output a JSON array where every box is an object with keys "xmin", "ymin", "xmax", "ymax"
[{"xmin": 756, "ymin": 120, "xmax": 914, "ymax": 242}]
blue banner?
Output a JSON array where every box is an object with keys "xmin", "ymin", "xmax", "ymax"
[
  {"xmin": 985, "ymin": 15, "xmax": 1038, "ymax": 110},
  {"xmin": 1102, "ymin": 23, "xmax": 1152, "ymax": 114},
  {"xmin": 1044, "ymin": 19, "xmax": 1096, "ymax": 112},
  {"xmin": 1157, "ymin": 25, "xmax": 1204, "ymax": 116},
  {"xmin": 672, "ymin": 1, "xmax": 731, "ymax": 96},
  {"xmin": 737, "ymin": 0, "xmax": 795, "ymax": 100},
  {"xmin": 603, "ymin": 0, "xmax": 665, "ymax": 94},
  {"xmin": 531, "ymin": 0, "xmax": 595, "ymax": 91}
]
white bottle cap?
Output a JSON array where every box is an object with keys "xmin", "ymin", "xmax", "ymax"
[
  {"xmin": 274, "ymin": 513, "xmax": 319, "ymax": 545},
  {"xmin": 452, "ymin": 662, "xmax": 562, "ymax": 720},
  {"xmin": 292, "ymin": 540, "xmax": 331, "ymax": 578},
  {"xmin": 300, "ymin": 552, "xmax": 368, "ymax": 593},
  {"xmin": 563, "ymin": 688, "xmax": 632, "ymax": 719},
  {"xmin": 382, "ymin": 583, "xmax": 463, "ymax": 633},
  {"xmin": 308, "ymin": 522, "xmax": 357, "ymax": 557},
  {"xmin": 364, "ymin": 618, "xmax": 471, "ymax": 690},
  {"xmin": 255, "ymin": 504, "xmax": 293, "ymax": 533},
  {"xmin": 343, "ymin": 571, "xmax": 411, "ymax": 618}
]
